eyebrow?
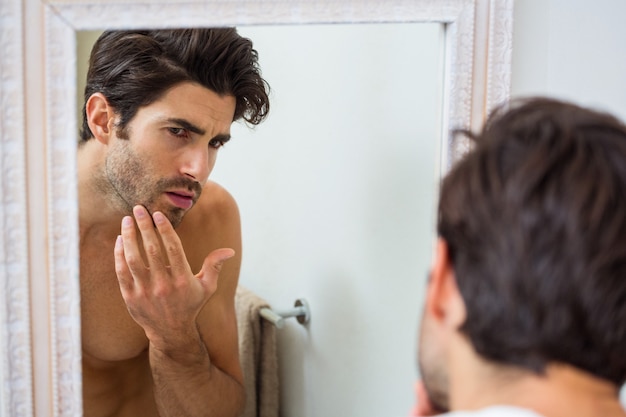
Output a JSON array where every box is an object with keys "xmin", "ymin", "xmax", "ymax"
[
  {"xmin": 166, "ymin": 118, "xmax": 206, "ymax": 135},
  {"xmin": 164, "ymin": 117, "xmax": 232, "ymax": 143}
]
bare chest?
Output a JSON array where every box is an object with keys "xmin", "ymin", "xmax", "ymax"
[
  {"xmin": 82, "ymin": 350, "xmax": 158, "ymax": 417},
  {"xmin": 80, "ymin": 241, "xmax": 149, "ymax": 362}
]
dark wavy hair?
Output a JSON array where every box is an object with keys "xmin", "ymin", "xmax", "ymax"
[
  {"xmin": 438, "ymin": 97, "xmax": 626, "ymax": 386},
  {"xmin": 80, "ymin": 28, "xmax": 270, "ymax": 141}
]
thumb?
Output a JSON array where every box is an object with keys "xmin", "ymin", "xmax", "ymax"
[{"xmin": 197, "ymin": 248, "xmax": 236, "ymax": 293}]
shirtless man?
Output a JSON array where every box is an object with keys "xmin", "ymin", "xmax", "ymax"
[
  {"xmin": 77, "ymin": 29, "xmax": 270, "ymax": 417},
  {"xmin": 413, "ymin": 98, "xmax": 626, "ymax": 417}
]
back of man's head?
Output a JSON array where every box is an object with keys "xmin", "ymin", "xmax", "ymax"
[{"xmin": 438, "ymin": 97, "xmax": 626, "ymax": 386}]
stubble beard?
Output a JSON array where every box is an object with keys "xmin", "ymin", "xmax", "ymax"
[
  {"xmin": 101, "ymin": 141, "xmax": 201, "ymax": 228},
  {"xmin": 418, "ymin": 318, "xmax": 451, "ymax": 413}
]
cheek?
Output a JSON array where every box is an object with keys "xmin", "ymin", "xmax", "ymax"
[{"xmin": 206, "ymin": 150, "xmax": 219, "ymax": 175}]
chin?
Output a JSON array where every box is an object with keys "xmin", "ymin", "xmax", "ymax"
[
  {"xmin": 418, "ymin": 320, "xmax": 451, "ymax": 412},
  {"xmin": 164, "ymin": 208, "xmax": 186, "ymax": 228},
  {"xmin": 139, "ymin": 200, "xmax": 184, "ymax": 226}
]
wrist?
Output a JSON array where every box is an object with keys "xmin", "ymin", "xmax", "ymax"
[{"xmin": 149, "ymin": 329, "xmax": 209, "ymax": 367}]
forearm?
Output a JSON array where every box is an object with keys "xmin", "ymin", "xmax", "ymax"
[{"xmin": 149, "ymin": 339, "xmax": 244, "ymax": 417}]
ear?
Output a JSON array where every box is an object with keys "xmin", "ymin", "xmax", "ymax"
[
  {"xmin": 425, "ymin": 238, "xmax": 467, "ymax": 329},
  {"xmin": 85, "ymin": 93, "xmax": 116, "ymax": 144}
]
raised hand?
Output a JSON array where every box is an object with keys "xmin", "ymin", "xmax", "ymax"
[{"xmin": 114, "ymin": 205, "xmax": 234, "ymax": 355}]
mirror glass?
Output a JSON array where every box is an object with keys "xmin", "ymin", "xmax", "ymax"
[
  {"xmin": 77, "ymin": 22, "xmax": 443, "ymax": 416},
  {"xmin": 216, "ymin": 24, "xmax": 443, "ymax": 416}
]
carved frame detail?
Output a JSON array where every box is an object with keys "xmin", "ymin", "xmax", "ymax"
[{"xmin": 1, "ymin": 0, "xmax": 34, "ymax": 415}]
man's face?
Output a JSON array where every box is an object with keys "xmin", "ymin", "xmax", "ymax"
[
  {"xmin": 103, "ymin": 82, "xmax": 236, "ymax": 227},
  {"xmin": 417, "ymin": 292, "xmax": 451, "ymax": 412}
]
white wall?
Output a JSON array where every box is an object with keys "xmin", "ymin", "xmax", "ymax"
[
  {"xmin": 511, "ymin": 0, "xmax": 626, "ymax": 407},
  {"xmin": 511, "ymin": 0, "xmax": 626, "ymax": 119},
  {"xmin": 211, "ymin": 23, "xmax": 443, "ymax": 417}
]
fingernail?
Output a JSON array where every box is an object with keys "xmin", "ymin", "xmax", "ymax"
[
  {"xmin": 115, "ymin": 235, "xmax": 122, "ymax": 247},
  {"xmin": 133, "ymin": 205, "xmax": 146, "ymax": 218},
  {"xmin": 221, "ymin": 249, "xmax": 236, "ymax": 261},
  {"xmin": 122, "ymin": 216, "xmax": 133, "ymax": 228},
  {"xmin": 153, "ymin": 211, "xmax": 166, "ymax": 225}
]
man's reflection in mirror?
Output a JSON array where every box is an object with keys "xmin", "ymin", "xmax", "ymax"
[{"xmin": 77, "ymin": 28, "xmax": 270, "ymax": 417}]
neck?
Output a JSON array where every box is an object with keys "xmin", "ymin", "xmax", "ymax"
[{"xmin": 449, "ymin": 343, "xmax": 625, "ymax": 417}]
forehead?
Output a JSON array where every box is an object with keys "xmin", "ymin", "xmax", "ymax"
[{"xmin": 138, "ymin": 81, "xmax": 236, "ymax": 131}]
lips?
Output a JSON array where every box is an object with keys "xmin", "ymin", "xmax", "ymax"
[{"xmin": 165, "ymin": 191, "xmax": 194, "ymax": 210}]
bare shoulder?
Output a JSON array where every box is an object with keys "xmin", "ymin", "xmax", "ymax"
[
  {"xmin": 196, "ymin": 180, "xmax": 239, "ymax": 219},
  {"xmin": 178, "ymin": 180, "xmax": 241, "ymax": 264},
  {"xmin": 185, "ymin": 180, "xmax": 240, "ymax": 229}
]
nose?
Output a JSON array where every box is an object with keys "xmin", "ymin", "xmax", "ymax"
[{"xmin": 181, "ymin": 145, "xmax": 215, "ymax": 184}]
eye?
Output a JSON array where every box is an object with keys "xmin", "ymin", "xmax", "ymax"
[
  {"xmin": 168, "ymin": 127, "xmax": 189, "ymax": 138},
  {"xmin": 209, "ymin": 138, "xmax": 226, "ymax": 149}
]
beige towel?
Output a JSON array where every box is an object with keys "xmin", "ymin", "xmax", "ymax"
[{"xmin": 235, "ymin": 286, "xmax": 279, "ymax": 417}]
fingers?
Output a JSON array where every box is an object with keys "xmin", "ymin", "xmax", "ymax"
[
  {"xmin": 114, "ymin": 234, "xmax": 134, "ymax": 293},
  {"xmin": 197, "ymin": 248, "xmax": 236, "ymax": 293},
  {"xmin": 119, "ymin": 212, "xmax": 151, "ymax": 285},
  {"xmin": 118, "ymin": 206, "xmax": 170, "ymax": 289},
  {"xmin": 152, "ymin": 210, "xmax": 189, "ymax": 275},
  {"xmin": 132, "ymin": 205, "xmax": 168, "ymax": 271},
  {"xmin": 117, "ymin": 206, "xmax": 216, "ymax": 286},
  {"xmin": 206, "ymin": 248, "xmax": 236, "ymax": 273}
]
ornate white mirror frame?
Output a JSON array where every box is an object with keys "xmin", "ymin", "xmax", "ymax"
[{"xmin": 0, "ymin": 0, "xmax": 513, "ymax": 415}]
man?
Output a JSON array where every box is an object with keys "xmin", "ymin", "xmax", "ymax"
[
  {"xmin": 78, "ymin": 29, "xmax": 270, "ymax": 417},
  {"xmin": 414, "ymin": 98, "xmax": 626, "ymax": 416}
]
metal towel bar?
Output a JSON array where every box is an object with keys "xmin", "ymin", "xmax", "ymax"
[{"xmin": 259, "ymin": 298, "xmax": 310, "ymax": 329}]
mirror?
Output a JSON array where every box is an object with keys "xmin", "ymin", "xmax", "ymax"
[
  {"xmin": 77, "ymin": 23, "xmax": 443, "ymax": 417},
  {"xmin": 0, "ymin": 1, "xmax": 513, "ymax": 415}
]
